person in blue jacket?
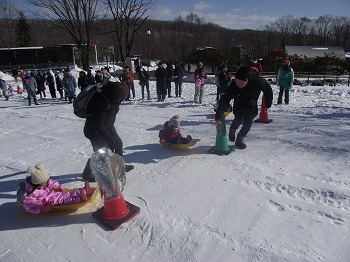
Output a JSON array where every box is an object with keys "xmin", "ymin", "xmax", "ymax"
[
  {"xmin": 22, "ymin": 71, "xmax": 39, "ymax": 106},
  {"xmin": 62, "ymin": 68, "xmax": 77, "ymax": 103},
  {"xmin": 277, "ymin": 59, "xmax": 294, "ymax": 105}
]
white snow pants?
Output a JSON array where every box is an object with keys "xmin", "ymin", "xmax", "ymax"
[{"xmin": 194, "ymin": 85, "xmax": 204, "ymax": 104}]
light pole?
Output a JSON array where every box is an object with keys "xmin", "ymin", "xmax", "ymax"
[{"xmin": 146, "ymin": 30, "xmax": 151, "ymax": 71}]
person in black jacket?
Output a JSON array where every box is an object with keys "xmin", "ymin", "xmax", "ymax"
[
  {"xmin": 154, "ymin": 61, "xmax": 167, "ymax": 102},
  {"xmin": 165, "ymin": 62, "xmax": 174, "ymax": 97},
  {"xmin": 82, "ymin": 81, "xmax": 135, "ymax": 181},
  {"xmin": 84, "ymin": 81, "xmax": 128, "ymax": 155},
  {"xmin": 215, "ymin": 66, "xmax": 273, "ymax": 149},
  {"xmin": 78, "ymin": 71, "xmax": 90, "ymax": 91},
  {"xmin": 138, "ymin": 66, "xmax": 150, "ymax": 100}
]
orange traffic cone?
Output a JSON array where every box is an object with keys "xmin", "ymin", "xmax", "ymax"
[
  {"xmin": 92, "ymin": 193, "xmax": 140, "ymax": 230},
  {"xmin": 90, "ymin": 148, "xmax": 140, "ymax": 230},
  {"xmin": 102, "ymin": 194, "xmax": 130, "ymax": 220},
  {"xmin": 255, "ymin": 95, "xmax": 272, "ymax": 123}
]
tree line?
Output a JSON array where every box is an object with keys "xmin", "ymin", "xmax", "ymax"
[{"xmin": 0, "ymin": 0, "xmax": 349, "ymax": 73}]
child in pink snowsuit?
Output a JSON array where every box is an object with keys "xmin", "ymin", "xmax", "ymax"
[{"xmin": 21, "ymin": 164, "xmax": 92, "ymax": 214}]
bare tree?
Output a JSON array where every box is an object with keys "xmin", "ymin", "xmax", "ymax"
[
  {"xmin": 103, "ymin": 0, "xmax": 154, "ymax": 63},
  {"xmin": 290, "ymin": 17, "xmax": 312, "ymax": 46},
  {"xmin": 314, "ymin": 15, "xmax": 333, "ymax": 46},
  {"xmin": 0, "ymin": 0, "xmax": 20, "ymax": 47},
  {"xmin": 270, "ymin": 16, "xmax": 294, "ymax": 49},
  {"xmin": 330, "ymin": 17, "xmax": 349, "ymax": 47},
  {"xmin": 28, "ymin": 0, "xmax": 102, "ymax": 70}
]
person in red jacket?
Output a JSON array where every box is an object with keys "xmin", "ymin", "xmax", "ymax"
[
  {"xmin": 120, "ymin": 66, "xmax": 135, "ymax": 100},
  {"xmin": 251, "ymin": 59, "xmax": 263, "ymax": 75},
  {"xmin": 159, "ymin": 115, "xmax": 192, "ymax": 144}
]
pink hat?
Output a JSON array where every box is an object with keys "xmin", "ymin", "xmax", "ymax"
[
  {"xmin": 283, "ymin": 59, "xmax": 290, "ymax": 65},
  {"xmin": 169, "ymin": 115, "xmax": 180, "ymax": 128}
]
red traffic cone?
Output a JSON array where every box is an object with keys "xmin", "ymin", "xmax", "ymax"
[
  {"xmin": 255, "ymin": 95, "xmax": 272, "ymax": 123},
  {"xmin": 90, "ymin": 149, "xmax": 140, "ymax": 230},
  {"xmin": 102, "ymin": 194, "xmax": 130, "ymax": 220},
  {"xmin": 92, "ymin": 192, "xmax": 140, "ymax": 230}
]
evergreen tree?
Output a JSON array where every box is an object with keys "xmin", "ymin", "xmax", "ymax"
[{"xmin": 15, "ymin": 12, "xmax": 33, "ymax": 47}]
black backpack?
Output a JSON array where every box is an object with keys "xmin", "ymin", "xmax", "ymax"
[{"xmin": 73, "ymin": 84, "xmax": 107, "ymax": 118}]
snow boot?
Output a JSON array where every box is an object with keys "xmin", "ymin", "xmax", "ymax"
[
  {"xmin": 125, "ymin": 164, "xmax": 134, "ymax": 172},
  {"xmin": 235, "ymin": 136, "xmax": 247, "ymax": 149},
  {"xmin": 229, "ymin": 128, "xmax": 236, "ymax": 142},
  {"xmin": 187, "ymin": 135, "xmax": 193, "ymax": 143},
  {"xmin": 85, "ymin": 181, "xmax": 92, "ymax": 196},
  {"xmin": 79, "ymin": 188, "xmax": 88, "ymax": 202},
  {"xmin": 82, "ymin": 159, "xmax": 96, "ymax": 182}
]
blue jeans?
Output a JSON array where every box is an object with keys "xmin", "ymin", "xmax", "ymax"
[
  {"xmin": 230, "ymin": 115, "xmax": 254, "ymax": 138},
  {"xmin": 26, "ymin": 89, "xmax": 37, "ymax": 104}
]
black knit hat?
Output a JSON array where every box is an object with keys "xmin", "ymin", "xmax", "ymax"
[
  {"xmin": 235, "ymin": 66, "xmax": 251, "ymax": 81},
  {"xmin": 103, "ymin": 81, "xmax": 129, "ymax": 104}
]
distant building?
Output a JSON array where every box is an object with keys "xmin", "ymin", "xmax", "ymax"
[
  {"xmin": 345, "ymin": 52, "xmax": 350, "ymax": 62},
  {"xmin": 0, "ymin": 44, "xmax": 98, "ymax": 72},
  {"xmin": 285, "ymin": 46, "xmax": 345, "ymax": 60}
]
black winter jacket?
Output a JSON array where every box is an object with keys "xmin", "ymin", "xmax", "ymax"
[
  {"xmin": 215, "ymin": 73, "xmax": 273, "ymax": 120},
  {"xmin": 84, "ymin": 89, "xmax": 121, "ymax": 153}
]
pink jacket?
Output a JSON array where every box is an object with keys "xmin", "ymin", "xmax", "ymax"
[{"xmin": 22, "ymin": 178, "xmax": 83, "ymax": 214}]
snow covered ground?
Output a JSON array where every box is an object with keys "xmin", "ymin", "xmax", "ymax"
[{"xmin": 0, "ymin": 69, "xmax": 349, "ymax": 262}]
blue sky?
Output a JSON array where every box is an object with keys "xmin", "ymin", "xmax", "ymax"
[
  {"xmin": 11, "ymin": 0, "xmax": 350, "ymax": 29},
  {"xmin": 150, "ymin": 0, "xmax": 350, "ymax": 29}
]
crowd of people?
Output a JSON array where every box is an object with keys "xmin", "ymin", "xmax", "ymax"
[
  {"xmin": 12, "ymin": 59, "xmax": 296, "ymax": 214},
  {"xmin": 2, "ymin": 59, "xmax": 295, "ymax": 153},
  {"xmin": 2, "ymin": 66, "xmax": 116, "ymax": 105},
  {"xmin": 2, "ymin": 59, "xmax": 294, "ymax": 107}
]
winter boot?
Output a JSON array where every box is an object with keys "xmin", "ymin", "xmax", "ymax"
[
  {"xmin": 79, "ymin": 188, "xmax": 88, "ymax": 202},
  {"xmin": 125, "ymin": 164, "xmax": 134, "ymax": 172},
  {"xmin": 85, "ymin": 181, "xmax": 92, "ymax": 196},
  {"xmin": 229, "ymin": 128, "xmax": 236, "ymax": 142},
  {"xmin": 82, "ymin": 159, "xmax": 96, "ymax": 182},
  {"xmin": 235, "ymin": 136, "xmax": 247, "ymax": 149},
  {"xmin": 187, "ymin": 135, "xmax": 193, "ymax": 143}
]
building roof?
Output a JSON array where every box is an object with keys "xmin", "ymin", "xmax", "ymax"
[{"xmin": 285, "ymin": 46, "xmax": 345, "ymax": 59}]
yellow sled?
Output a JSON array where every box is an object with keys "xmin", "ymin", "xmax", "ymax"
[{"xmin": 160, "ymin": 139, "xmax": 200, "ymax": 149}]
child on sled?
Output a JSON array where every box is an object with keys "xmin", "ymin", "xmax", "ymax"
[
  {"xmin": 159, "ymin": 115, "xmax": 192, "ymax": 144},
  {"xmin": 19, "ymin": 164, "xmax": 92, "ymax": 214}
]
